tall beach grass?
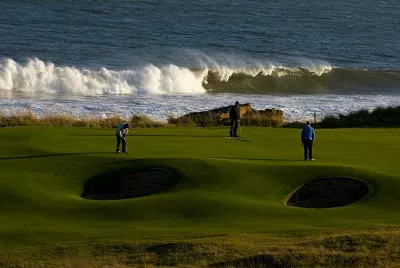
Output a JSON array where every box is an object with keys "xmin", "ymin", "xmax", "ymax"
[
  {"xmin": 318, "ymin": 106, "xmax": 400, "ymax": 128},
  {"xmin": 0, "ymin": 110, "xmax": 167, "ymax": 128},
  {"xmin": 2, "ymin": 105, "xmax": 400, "ymax": 128}
]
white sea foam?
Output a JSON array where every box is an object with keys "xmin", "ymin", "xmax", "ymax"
[
  {"xmin": 0, "ymin": 57, "xmax": 332, "ymax": 95},
  {"xmin": 0, "ymin": 58, "xmax": 207, "ymax": 95},
  {"xmin": 1, "ymin": 93, "xmax": 400, "ymax": 123}
]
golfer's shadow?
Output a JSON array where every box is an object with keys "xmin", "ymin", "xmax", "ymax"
[
  {"xmin": 81, "ymin": 134, "xmax": 228, "ymax": 138},
  {"xmin": 225, "ymin": 138, "xmax": 251, "ymax": 142},
  {"xmin": 77, "ymin": 134, "xmax": 251, "ymax": 142},
  {"xmin": 212, "ymin": 156, "xmax": 300, "ymax": 162},
  {"xmin": 0, "ymin": 152, "xmax": 111, "ymax": 160}
]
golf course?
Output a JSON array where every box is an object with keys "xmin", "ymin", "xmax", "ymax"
[{"xmin": 0, "ymin": 126, "xmax": 399, "ymax": 267}]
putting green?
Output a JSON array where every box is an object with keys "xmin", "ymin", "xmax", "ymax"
[{"xmin": 0, "ymin": 127, "xmax": 399, "ymax": 266}]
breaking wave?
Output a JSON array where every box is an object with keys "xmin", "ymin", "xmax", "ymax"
[
  {"xmin": 0, "ymin": 57, "xmax": 399, "ymax": 95},
  {"xmin": 0, "ymin": 58, "xmax": 205, "ymax": 95},
  {"xmin": 204, "ymin": 68, "xmax": 400, "ymax": 94}
]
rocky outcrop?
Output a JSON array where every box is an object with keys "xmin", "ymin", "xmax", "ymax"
[{"xmin": 168, "ymin": 103, "xmax": 284, "ymax": 127}]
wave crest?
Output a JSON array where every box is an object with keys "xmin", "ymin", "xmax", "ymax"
[
  {"xmin": 1, "ymin": 57, "xmax": 398, "ymax": 95},
  {"xmin": 0, "ymin": 58, "xmax": 206, "ymax": 95},
  {"xmin": 204, "ymin": 68, "xmax": 400, "ymax": 94}
]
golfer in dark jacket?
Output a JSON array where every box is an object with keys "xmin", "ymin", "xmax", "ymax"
[
  {"xmin": 116, "ymin": 123, "xmax": 129, "ymax": 153},
  {"xmin": 301, "ymin": 121, "xmax": 315, "ymax": 160},
  {"xmin": 229, "ymin": 101, "xmax": 241, "ymax": 137}
]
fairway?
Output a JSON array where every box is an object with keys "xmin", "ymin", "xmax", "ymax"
[{"xmin": 0, "ymin": 127, "xmax": 399, "ymax": 267}]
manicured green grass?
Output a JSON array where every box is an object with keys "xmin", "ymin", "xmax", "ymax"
[{"xmin": 0, "ymin": 127, "xmax": 399, "ymax": 267}]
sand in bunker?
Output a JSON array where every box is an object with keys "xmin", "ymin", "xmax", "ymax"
[
  {"xmin": 286, "ymin": 177, "xmax": 369, "ymax": 208},
  {"xmin": 82, "ymin": 168, "xmax": 173, "ymax": 200}
]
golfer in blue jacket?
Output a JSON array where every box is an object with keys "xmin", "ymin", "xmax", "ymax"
[
  {"xmin": 116, "ymin": 123, "xmax": 130, "ymax": 153},
  {"xmin": 301, "ymin": 121, "xmax": 315, "ymax": 161}
]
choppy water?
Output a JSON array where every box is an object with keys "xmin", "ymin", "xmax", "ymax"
[{"xmin": 1, "ymin": 0, "xmax": 399, "ymax": 121}]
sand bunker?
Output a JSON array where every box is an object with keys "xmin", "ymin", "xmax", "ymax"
[
  {"xmin": 82, "ymin": 168, "xmax": 174, "ymax": 200},
  {"xmin": 286, "ymin": 177, "xmax": 369, "ymax": 208}
]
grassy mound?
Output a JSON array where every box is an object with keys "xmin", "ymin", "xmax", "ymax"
[{"xmin": 0, "ymin": 126, "xmax": 399, "ymax": 266}]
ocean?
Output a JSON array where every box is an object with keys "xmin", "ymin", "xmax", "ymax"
[{"xmin": 1, "ymin": 0, "xmax": 399, "ymax": 121}]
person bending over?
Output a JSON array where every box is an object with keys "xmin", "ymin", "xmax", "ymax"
[
  {"xmin": 229, "ymin": 101, "xmax": 241, "ymax": 137},
  {"xmin": 116, "ymin": 123, "xmax": 130, "ymax": 153},
  {"xmin": 301, "ymin": 121, "xmax": 315, "ymax": 161}
]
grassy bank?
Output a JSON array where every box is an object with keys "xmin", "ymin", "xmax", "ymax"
[
  {"xmin": 0, "ymin": 126, "xmax": 399, "ymax": 266},
  {"xmin": 3, "ymin": 106, "xmax": 400, "ymax": 129},
  {"xmin": 0, "ymin": 111, "xmax": 166, "ymax": 128},
  {"xmin": 0, "ymin": 107, "xmax": 284, "ymax": 128}
]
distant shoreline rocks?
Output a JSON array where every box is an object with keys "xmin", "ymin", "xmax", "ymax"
[{"xmin": 168, "ymin": 103, "xmax": 284, "ymax": 127}]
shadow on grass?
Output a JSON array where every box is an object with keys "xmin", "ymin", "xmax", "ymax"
[
  {"xmin": 0, "ymin": 152, "xmax": 111, "ymax": 160},
  {"xmin": 98, "ymin": 159, "xmax": 136, "ymax": 166},
  {"xmin": 80, "ymin": 134, "xmax": 228, "ymax": 138},
  {"xmin": 224, "ymin": 138, "xmax": 251, "ymax": 142},
  {"xmin": 212, "ymin": 157, "xmax": 300, "ymax": 162}
]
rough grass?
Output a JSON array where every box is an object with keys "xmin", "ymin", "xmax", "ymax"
[{"xmin": 0, "ymin": 229, "xmax": 398, "ymax": 267}]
